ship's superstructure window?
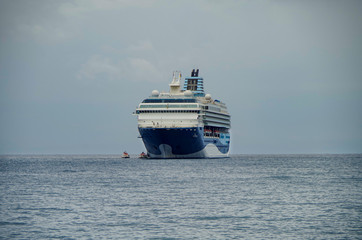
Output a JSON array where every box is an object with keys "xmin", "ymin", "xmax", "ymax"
[
  {"xmin": 187, "ymin": 79, "xmax": 198, "ymax": 91},
  {"xmin": 142, "ymin": 99, "xmax": 196, "ymax": 103},
  {"xmin": 139, "ymin": 104, "xmax": 198, "ymax": 108},
  {"xmin": 137, "ymin": 110, "xmax": 200, "ymax": 113},
  {"xmin": 187, "ymin": 79, "xmax": 198, "ymax": 85},
  {"xmin": 208, "ymin": 106, "xmax": 221, "ymax": 112}
]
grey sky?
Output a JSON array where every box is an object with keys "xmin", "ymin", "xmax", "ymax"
[{"xmin": 1, "ymin": 0, "xmax": 361, "ymax": 154}]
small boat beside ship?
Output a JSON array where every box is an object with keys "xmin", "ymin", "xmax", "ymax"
[
  {"xmin": 122, "ymin": 151, "xmax": 130, "ymax": 158},
  {"xmin": 139, "ymin": 152, "xmax": 149, "ymax": 159}
]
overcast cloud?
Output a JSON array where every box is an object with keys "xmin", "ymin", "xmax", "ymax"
[{"xmin": 1, "ymin": 0, "xmax": 361, "ymax": 154}]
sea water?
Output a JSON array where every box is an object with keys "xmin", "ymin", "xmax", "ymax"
[{"xmin": 0, "ymin": 154, "xmax": 361, "ymax": 239}]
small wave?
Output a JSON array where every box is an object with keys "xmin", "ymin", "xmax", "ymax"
[
  {"xmin": 20, "ymin": 207, "xmax": 73, "ymax": 212},
  {"xmin": 0, "ymin": 221, "xmax": 27, "ymax": 226},
  {"xmin": 195, "ymin": 215, "xmax": 250, "ymax": 221},
  {"xmin": 62, "ymin": 169, "xmax": 77, "ymax": 173},
  {"xmin": 268, "ymin": 175, "xmax": 292, "ymax": 180}
]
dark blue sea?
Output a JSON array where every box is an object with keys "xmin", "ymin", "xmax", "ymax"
[{"xmin": 0, "ymin": 154, "xmax": 361, "ymax": 239}]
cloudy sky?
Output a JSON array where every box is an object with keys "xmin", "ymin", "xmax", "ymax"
[{"xmin": 0, "ymin": 0, "xmax": 361, "ymax": 154}]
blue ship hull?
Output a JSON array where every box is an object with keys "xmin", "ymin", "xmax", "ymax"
[{"xmin": 139, "ymin": 127, "xmax": 230, "ymax": 158}]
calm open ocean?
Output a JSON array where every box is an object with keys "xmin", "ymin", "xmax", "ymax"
[{"xmin": 0, "ymin": 154, "xmax": 361, "ymax": 239}]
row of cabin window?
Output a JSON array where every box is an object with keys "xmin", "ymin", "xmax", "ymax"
[
  {"xmin": 142, "ymin": 99, "xmax": 196, "ymax": 103},
  {"xmin": 204, "ymin": 132, "xmax": 221, "ymax": 138},
  {"xmin": 137, "ymin": 110, "xmax": 200, "ymax": 113},
  {"xmin": 140, "ymin": 104, "xmax": 198, "ymax": 108}
]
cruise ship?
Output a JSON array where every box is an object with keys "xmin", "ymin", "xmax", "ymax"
[{"xmin": 135, "ymin": 69, "xmax": 231, "ymax": 158}]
